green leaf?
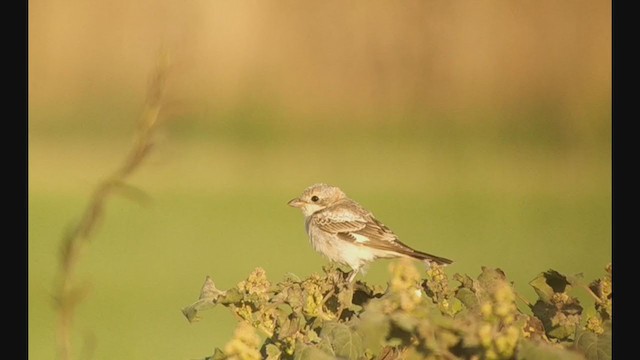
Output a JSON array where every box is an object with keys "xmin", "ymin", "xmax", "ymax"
[
  {"xmin": 529, "ymin": 274, "xmax": 555, "ymax": 303},
  {"xmin": 265, "ymin": 344, "xmax": 282, "ymax": 360},
  {"xmin": 566, "ymin": 273, "xmax": 585, "ymax": 288},
  {"xmin": 317, "ymin": 335, "xmax": 337, "ymax": 357},
  {"xmin": 455, "ymin": 287, "xmax": 478, "ymax": 311},
  {"xmin": 390, "ymin": 312, "xmax": 418, "ymax": 332},
  {"xmin": 529, "ymin": 270, "xmax": 570, "ymax": 303},
  {"xmin": 337, "ymin": 285, "xmax": 355, "ymax": 309},
  {"xmin": 574, "ymin": 324, "xmax": 611, "ymax": 360},
  {"xmin": 279, "ymin": 313, "xmax": 303, "ymax": 338},
  {"xmin": 200, "ymin": 277, "xmax": 226, "ymax": 299},
  {"xmin": 530, "ymin": 300, "xmax": 577, "ymax": 340},
  {"xmin": 358, "ymin": 300, "xmax": 390, "ymax": 353},
  {"xmin": 207, "ymin": 348, "xmax": 227, "ymax": 360},
  {"xmin": 282, "ymin": 285, "xmax": 304, "ymax": 311},
  {"xmin": 516, "ymin": 314, "xmax": 547, "ymax": 341},
  {"xmin": 181, "ymin": 305, "xmax": 201, "ymax": 323},
  {"xmin": 182, "ymin": 276, "xmax": 226, "ymax": 323},
  {"xmin": 219, "ymin": 288, "xmax": 243, "ymax": 305},
  {"xmin": 474, "ymin": 267, "xmax": 513, "ymax": 306},
  {"xmin": 376, "ymin": 346, "xmax": 405, "ymax": 360},
  {"xmin": 293, "ymin": 344, "xmax": 335, "ymax": 360},
  {"xmin": 477, "ymin": 267, "xmax": 508, "ymax": 292},
  {"xmin": 447, "ymin": 297, "xmax": 464, "ymax": 315},
  {"xmin": 517, "ymin": 340, "xmax": 585, "ymax": 360},
  {"xmin": 305, "ymin": 328, "xmax": 321, "ymax": 343},
  {"xmin": 453, "ymin": 273, "xmax": 475, "ymax": 289},
  {"xmin": 547, "ymin": 321, "xmax": 578, "ymax": 340},
  {"xmin": 320, "ymin": 322, "xmax": 365, "ymax": 360}
]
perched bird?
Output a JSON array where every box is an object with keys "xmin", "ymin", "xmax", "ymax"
[{"xmin": 288, "ymin": 183, "xmax": 453, "ymax": 282}]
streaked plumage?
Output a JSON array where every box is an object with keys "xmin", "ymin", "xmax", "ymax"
[{"xmin": 288, "ymin": 183, "xmax": 452, "ymax": 282}]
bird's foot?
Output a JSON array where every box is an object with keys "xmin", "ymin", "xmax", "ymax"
[{"xmin": 346, "ymin": 269, "xmax": 358, "ymax": 283}]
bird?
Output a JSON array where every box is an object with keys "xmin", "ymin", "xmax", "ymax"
[{"xmin": 288, "ymin": 183, "xmax": 453, "ymax": 282}]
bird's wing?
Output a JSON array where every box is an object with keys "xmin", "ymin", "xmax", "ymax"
[
  {"xmin": 313, "ymin": 210, "xmax": 413, "ymax": 253},
  {"xmin": 313, "ymin": 203, "xmax": 453, "ymax": 265},
  {"xmin": 312, "ymin": 212, "xmax": 368, "ymax": 234}
]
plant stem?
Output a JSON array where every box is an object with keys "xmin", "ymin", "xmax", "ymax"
[{"xmin": 54, "ymin": 52, "xmax": 170, "ymax": 360}]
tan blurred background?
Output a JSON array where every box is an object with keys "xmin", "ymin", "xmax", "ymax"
[{"xmin": 29, "ymin": 1, "xmax": 611, "ymax": 359}]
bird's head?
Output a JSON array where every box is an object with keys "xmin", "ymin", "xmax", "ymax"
[{"xmin": 287, "ymin": 183, "xmax": 347, "ymax": 217}]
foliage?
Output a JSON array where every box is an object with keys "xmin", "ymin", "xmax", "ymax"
[{"xmin": 183, "ymin": 262, "xmax": 611, "ymax": 360}]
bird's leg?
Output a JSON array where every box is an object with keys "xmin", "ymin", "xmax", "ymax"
[
  {"xmin": 346, "ymin": 267, "xmax": 359, "ymax": 283},
  {"xmin": 320, "ymin": 266, "xmax": 349, "ymax": 316},
  {"xmin": 320, "ymin": 288, "xmax": 336, "ymax": 310}
]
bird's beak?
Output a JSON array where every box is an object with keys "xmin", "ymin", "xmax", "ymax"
[{"xmin": 287, "ymin": 198, "xmax": 304, "ymax": 208}]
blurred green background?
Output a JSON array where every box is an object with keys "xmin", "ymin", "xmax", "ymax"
[{"xmin": 29, "ymin": 1, "xmax": 610, "ymax": 359}]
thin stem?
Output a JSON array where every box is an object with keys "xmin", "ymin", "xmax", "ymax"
[
  {"xmin": 515, "ymin": 291, "xmax": 532, "ymax": 308},
  {"xmin": 54, "ymin": 52, "xmax": 170, "ymax": 360},
  {"xmin": 581, "ymin": 284, "xmax": 602, "ymax": 304}
]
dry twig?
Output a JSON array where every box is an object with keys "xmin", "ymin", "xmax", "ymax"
[{"xmin": 54, "ymin": 52, "xmax": 170, "ymax": 360}]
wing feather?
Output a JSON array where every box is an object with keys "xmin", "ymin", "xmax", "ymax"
[
  {"xmin": 310, "ymin": 200, "xmax": 453, "ymax": 265},
  {"xmin": 314, "ymin": 211, "xmax": 409, "ymax": 251},
  {"xmin": 312, "ymin": 208, "xmax": 452, "ymax": 264}
]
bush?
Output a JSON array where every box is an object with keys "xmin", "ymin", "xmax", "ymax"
[{"xmin": 182, "ymin": 261, "xmax": 611, "ymax": 360}]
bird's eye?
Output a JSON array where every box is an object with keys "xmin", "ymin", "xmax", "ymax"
[{"xmin": 311, "ymin": 195, "xmax": 319, "ymax": 202}]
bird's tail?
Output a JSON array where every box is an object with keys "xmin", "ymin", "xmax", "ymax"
[{"xmin": 410, "ymin": 250, "xmax": 453, "ymax": 266}]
